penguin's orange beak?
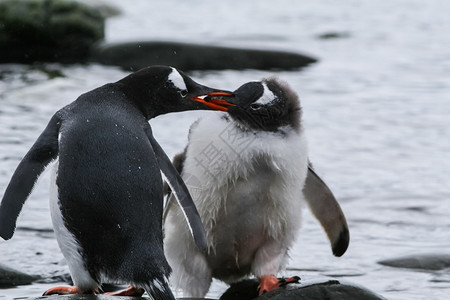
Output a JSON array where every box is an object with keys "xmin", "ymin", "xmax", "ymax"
[{"xmin": 191, "ymin": 92, "xmax": 236, "ymax": 112}]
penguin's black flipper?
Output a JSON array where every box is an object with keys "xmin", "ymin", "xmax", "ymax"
[
  {"xmin": 162, "ymin": 147, "xmax": 187, "ymax": 221},
  {"xmin": 303, "ymin": 166, "xmax": 350, "ymax": 257},
  {"xmin": 0, "ymin": 114, "xmax": 61, "ymax": 240},
  {"xmin": 145, "ymin": 127, "xmax": 207, "ymax": 252},
  {"xmin": 163, "ymin": 120, "xmax": 200, "ymax": 217}
]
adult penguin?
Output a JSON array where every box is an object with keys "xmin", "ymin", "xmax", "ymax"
[
  {"xmin": 0, "ymin": 65, "xmax": 234, "ymax": 299},
  {"xmin": 164, "ymin": 78, "xmax": 350, "ymax": 297}
]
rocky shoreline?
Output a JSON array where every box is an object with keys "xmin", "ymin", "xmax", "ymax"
[
  {"xmin": 0, "ymin": 0, "xmax": 317, "ymax": 71},
  {"xmin": 4, "ymin": 253, "xmax": 450, "ymax": 299},
  {"xmin": 17, "ymin": 280, "xmax": 387, "ymax": 300}
]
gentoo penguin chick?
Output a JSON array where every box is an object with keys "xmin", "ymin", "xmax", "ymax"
[
  {"xmin": 0, "ymin": 65, "xmax": 234, "ymax": 299},
  {"xmin": 163, "ymin": 78, "xmax": 350, "ymax": 297}
]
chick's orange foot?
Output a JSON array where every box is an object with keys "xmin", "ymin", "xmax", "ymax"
[
  {"xmin": 258, "ymin": 275, "xmax": 300, "ymax": 295},
  {"xmin": 42, "ymin": 285, "xmax": 94, "ymax": 295}
]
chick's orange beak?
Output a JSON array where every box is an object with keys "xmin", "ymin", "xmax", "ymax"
[{"xmin": 191, "ymin": 92, "xmax": 236, "ymax": 112}]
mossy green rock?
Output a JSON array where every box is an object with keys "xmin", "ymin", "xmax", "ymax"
[{"xmin": 0, "ymin": 0, "xmax": 105, "ymax": 63}]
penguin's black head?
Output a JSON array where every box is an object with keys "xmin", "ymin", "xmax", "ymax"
[
  {"xmin": 117, "ymin": 65, "xmax": 234, "ymax": 119},
  {"xmin": 212, "ymin": 77, "xmax": 301, "ymax": 132}
]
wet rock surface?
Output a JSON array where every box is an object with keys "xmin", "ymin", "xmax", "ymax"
[
  {"xmin": 378, "ymin": 253, "xmax": 450, "ymax": 271},
  {"xmin": 220, "ymin": 279, "xmax": 387, "ymax": 300},
  {"xmin": 0, "ymin": 262, "xmax": 40, "ymax": 287},
  {"xmin": 89, "ymin": 41, "xmax": 317, "ymax": 71},
  {"xmin": 13, "ymin": 278, "xmax": 386, "ymax": 300}
]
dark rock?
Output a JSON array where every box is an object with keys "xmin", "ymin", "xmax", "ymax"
[
  {"xmin": 90, "ymin": 41, "xmax": 317, "ymax": 72},
  {"xmin": 220, "ymin": 278, "xmax": 386, "ymax": 300},
  {"xmin": 31, "ymin": 296, "xmax": 210, "ymax": 299},
  {"xmin": 378, "ymin": 253, "xmax": 450, "ymax": 271},
  {"xmin": 0, "ymin": 0, "xmax": 105, "ymax": 63},
  {"xmin": 317, "ymin": 32, "xmax": 350, "ymax": 39},
  {"xmin": 0, "ymin": 262, "xmax": 39, "ymax": 287}
]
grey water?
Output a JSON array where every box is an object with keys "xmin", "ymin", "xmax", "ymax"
[{"xmin": 1, "ymin": 0, "xmax": 449, "ymax": 299}]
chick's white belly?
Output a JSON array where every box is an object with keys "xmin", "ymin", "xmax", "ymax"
[{"xmin": 203, "ymin": 169, "xmax": 294, "ymax": 280}]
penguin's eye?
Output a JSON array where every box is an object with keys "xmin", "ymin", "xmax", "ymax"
[
  {"xmin": 179, "ymin": 89, "xmax": 188, "ymax": 98},
  {"xmin": 249, "ymin": 103, "xmax": 261, "ymax": 110}
]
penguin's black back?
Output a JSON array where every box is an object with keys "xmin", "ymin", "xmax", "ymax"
[{"xmin": 56, "ymin": 84, "xmax": 170, "ymax": 283}]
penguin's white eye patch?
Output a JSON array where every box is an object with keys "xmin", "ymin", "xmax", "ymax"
[
  {"xmin": 255, "ymin": 83, "xmax": 276, "ymax": 105},
  {"xmin": 168, "ymin": 67, "xmax": 188, "ymax": 92}
]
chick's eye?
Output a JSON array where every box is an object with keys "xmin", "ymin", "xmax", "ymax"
[
  {"xmin": 179, "ymin": 89, "xmax": 188, "ymax": 98},
  {"xmin": 250, "ymin": 103, "xmax": 260, "ymax": 110}
]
